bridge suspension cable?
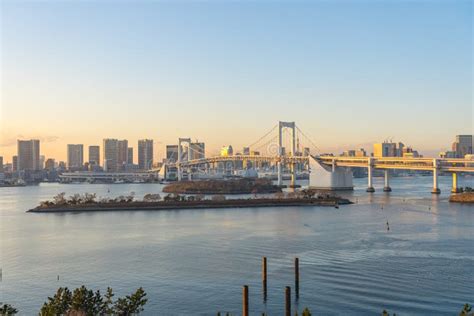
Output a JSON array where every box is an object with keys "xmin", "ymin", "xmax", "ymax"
[
  {"xmin": 296, "ymin": 125, "xmax": 322, "ymax": 154},
  {"xmin": 246, "ymin": 124, "xmax": 278, "ymax": 150}
]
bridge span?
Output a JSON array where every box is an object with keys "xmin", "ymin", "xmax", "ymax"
[{"xmin": 157, "ymin": 121, "xmax": 473, "ymax": 194}]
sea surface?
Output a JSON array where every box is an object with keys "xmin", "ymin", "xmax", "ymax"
[{"xmin": 1, "ymin": 175, "xmax": 473, "ymax": 315}]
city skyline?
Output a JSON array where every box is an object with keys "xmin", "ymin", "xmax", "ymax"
[{"xmin": 1, "ymin": 0, "xmax": 472, "ymax": 161}]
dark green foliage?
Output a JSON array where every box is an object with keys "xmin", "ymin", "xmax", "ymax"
[
  {"xmin": 301, "ymin": 307, "xmax": 312, "ymax": 316},
  {"xmin": 0, "ymin": 303, "xmax": 18, "ymax": 315},
  {"xmin": 114, "ymin": 287, "xmax": 147, "ymax": 316},
  {"xmin": 460, "ymin": 304, "xmax": 473, "ymax": 316},
  {"xmin": 39, "ymin": 286, "xmax": 147, "ymax": 316}
]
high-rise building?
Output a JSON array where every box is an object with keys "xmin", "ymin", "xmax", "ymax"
[
  {"xmin": 0, "ymin": 156, "xmax": 3, "ymax": 172},
  {"xmin": 118, "ymin": 140, "xmax": 128, "ymax": 169},
  {"xmin": 220, "ymin": 145, "xmax": 233, "ymax": 157},
  {"xmin": 67, "ymin": 144, "xmax": 84, "ymax": 170},
  {"xmin": 39, "ymin": 155, "xmax": 45, "ymax": 169},
  {"xmin": 373, "ymin": 142, "xmax": 397, "ymax": 157},
  {"xmin": 452, "ymin": 135, "xmax": 473, "ymax": 158},
  {"xmin": 138, "ymin": 139, "xmax": 154, "ymax": 170},
  {"xmin": 127, "ymin": 147, "xmax": 133, "ymax": 164},
  {"xmin": 103, "ymin": 139, "xmax": 118, "ymax": 172},
  {"xmin": 303, "ymin": 147, "xmax": 310, "ymax": 157},
  {"xmin": 45, "ymin": 158, "xmax": 55, "ymax": 171},
  {"xmin": 17, "ymin": 139, "xmax": 40, "ymax": 171},
  {"xmin": 243, "ymin": 147, "xmax": 250, "ymax": 155},
  {"xmin": 88, "ymin": 145, "xmax": 100, "ymax": 165},
  {"xmin": 12, "ymin": 156, "xmax": 18, "ymax": 172},
  {"xmin": 166, "ymin": 145, "xmax": 179, "ymax": 162}
]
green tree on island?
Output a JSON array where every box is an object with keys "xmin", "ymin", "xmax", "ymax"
[
  {"xmin": 0, "ymin": 303, "xmax": 18, "ymax": 315},
  {"xmin": 39, "ymin": 286, "xmax": 147, "ymax": 316}
]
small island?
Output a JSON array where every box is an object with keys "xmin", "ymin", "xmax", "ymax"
[
  {"xmin": 27, "ymin": 190, "xmax": 352, "ymax": 213},
  {"xmin": 449, "ymin": 187, "xmax": 474, "ymax": 204},
  {"xmin": 162, "ymin": 178, "xmax": 281, "ymax": 194}
]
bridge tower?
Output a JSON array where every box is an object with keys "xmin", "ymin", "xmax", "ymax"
[
  {"xmin": 278, "ymin": 121, "xmax": 296, "ymax": 186},
  {"xmin": 177, "ymin": 138, "xmax": 192, "ymax": 181}
]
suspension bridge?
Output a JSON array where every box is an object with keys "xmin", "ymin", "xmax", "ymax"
[{"xmin": 158, "ymin": 121, "xmax": 474, "ymax": 194}]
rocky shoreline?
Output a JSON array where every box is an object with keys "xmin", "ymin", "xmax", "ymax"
[
  {"xmin": 28, "ymin": 197, "xmax": 352, "ymax": 213},
  {"xmin": 449, "ymin": 192, "xmax": 474, "ymax": 203}
]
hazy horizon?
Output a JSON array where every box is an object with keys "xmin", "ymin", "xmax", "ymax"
[{"xmin": 1, "ymin": 0, "xmax": 472, "ymax": 162}]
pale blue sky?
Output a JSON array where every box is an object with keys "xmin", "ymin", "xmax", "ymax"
[{"xmin": 1, "ymin": 0, "xmax": 472, "ymax": 160}]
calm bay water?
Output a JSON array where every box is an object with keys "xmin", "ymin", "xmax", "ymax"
[{"xmin": 1, "ymin": 175, "xmax": 473, "ymax": 315}]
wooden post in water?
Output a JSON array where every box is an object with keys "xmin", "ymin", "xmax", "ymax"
[
  {"xmin": 294, "ymin": 257, "xmax": 299, "ymax": 299},
  {"xmin": 242, "ymin": 285, "xmax": 249, "ymax": 316},
  {"xmin": 262, "ymin": 256, "xmax": 267, "ymax": 300},
  {"xmin": 285, "ymin": 286, "xmax": 291, "ymax": 316}
]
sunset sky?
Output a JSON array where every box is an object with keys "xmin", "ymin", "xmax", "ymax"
[{"xmin": 1, "ymin": 0, "xmax": 472, "ymax": 162}]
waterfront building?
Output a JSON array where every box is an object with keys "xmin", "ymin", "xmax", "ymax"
[
  {"xmin": 220, "ymin": 145, "xmax": 233, "ymax": 157},
  {"xmin": 127, "ymin": 147, "xmax": 133, "ymax": 164},
  {"xmin": 439, "ymin": 151, "xmax": 457, "ymax": 158},
  {"xmin": 355, "ymin": 148, "xmax": 367, "ymax": 157},
  {"xmin": 45, "ymin": 158, "xmax": 55, "ymax": 171},
  {"xmin": 341, "ymin": 150, "xmax": 356, "ymax": 157},
  {"xmin": 452, "ymin": 135, "xmax": 473, "ymax": 158},
  {"xmin": 138, "ymin": 139, "xmax": 154, "ymax": 170},
  {"xmin": 118, "ymin": 140, "xmax": 128, "ymax": 170},
  {"xmin": 17, "ymin": 139, "xmax": 40, "ymax": 171},
  {"xmin": 103, "ymin": 139, "xmax": 118, "ymax": 172},
  {"xmin": 373, "ymin": 142, "xmax": 397, "ymax": 157},
  {"xmin": 39, "ymin": 155, "xmax": 45, "ymax": 169},
  {"xmin": 67, "ymin": 144, "xmax": 84, "ymax": 170},
  {"xmin": 88, "ymin": 145, "xmax": 100, "ymax": 166},
  {"xmin": 12, "ymin": 156, "xmax": 18, "ymax": 172}
]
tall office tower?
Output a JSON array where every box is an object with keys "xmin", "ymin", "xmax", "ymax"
[
  {"xmin": 17, "ymin": 139, "xmax": 40, "ymax": 171},
  {"xmin": 88, "ymin": 145, "xmax": 100, "ymax": 165},
  {"xmin": 127, "ymin": 147, "xmax": 134, "ymax": 164},
  {"xmin": 220, "ymin": 145, "xmax": 233, "ymax": 157},
  {"xmin": 243, "ymin": 147, "xmax": 250, "ymax": 155},
  {"xmin": 0, "ymin": 156, "xmax": 3, "ymax": 171},
  {"xmin": 373, "ymin": 142, "xmax": 397, "ymax": 157},
  {"xmin": 12, "ymin": 156, "xmax": 18, "ymax": 172},
  {"xmin": 103, "ymin": 139, "xmax": 119, "ymax": 172},
  {"xmin": 117, "ymin": 140, "xmax": 128, "ymax": 169},
  {"xmin": 190, "ymin": 142, "xmax": 205, "ymax": 160},
  {"xmin": 452, "ymin": 135, "xmax": 473, "ymax": 158},
  {"xmin": 67, "ymin": 144, "xmax": 84, "ymax": 170},
  {"xmin": 45, "ymin": 158, "xmax": 55, "ymax": 171},
  {"xmin": 166, "ymin": 145, "xmax": 179, "ymax": 162},
  {"xmin": 138, "ymin": 139, "xmax": 153, "ymax": 170},
  {"xmin": 39, "ymin": 155, "xmax": 45, "ymax": 169}
]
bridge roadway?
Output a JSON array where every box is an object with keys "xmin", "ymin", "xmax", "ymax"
[{"xmin": 163, "ymin": 155, "xmax": 474, "ymax": 194}]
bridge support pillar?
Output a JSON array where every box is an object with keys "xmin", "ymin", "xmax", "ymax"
[
  {"xmin": 451, "ymin": 172, "xmax": 459, "ymax": 193},
  {"xmin": 383, "ymin": 170, "xmax": 392, "ymax": 192},
  {"xmin": 366, "ymin": 157, "xmax": 375, "ymax": 192},
  {"xmin": 290, "ymin": 163, "xmax": 296, "ymax": 187},
  {"xmin": 432, "ymin": 159, "xmax": 441, "ymax": 194}
]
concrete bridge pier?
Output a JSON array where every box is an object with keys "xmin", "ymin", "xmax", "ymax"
[
  {"xmin": 451, "ymin": 172, "xmax": 459, "ymax": 193},
  {"xmin": 366, "ymin": 157, "xmax": 375, "ymax": 192},
  {"xmin": 290, "ymin": 163, "xmax": 296, "ymax": 187},
  {"xmin": 383, "ymin": 170, "xmax": 392, "ymax": 192},
  {"xmin": 432, "ymin": 159, "xmax": 441, "ymax": 194}
]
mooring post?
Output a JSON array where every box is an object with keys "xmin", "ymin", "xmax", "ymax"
[
  {"xmin": 262, "ymin": 257, "xmax": 267, "ymax": 300},
  {"xmin": 295, "ymin": 257, "xmax": 299, "ymax": 299},
  {"xmin": 285, "ymin": 286, "xmax": 291, "ymax": 316},
  {"xmin": 243, "ymin": 285, "xmax": 249, "ymax": 316}
]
